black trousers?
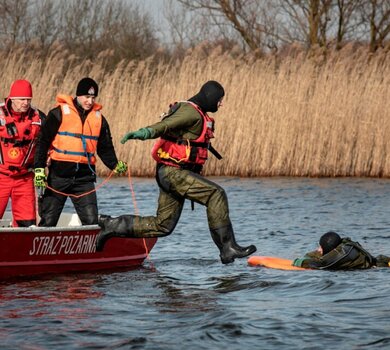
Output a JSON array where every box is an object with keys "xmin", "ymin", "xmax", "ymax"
[{"xmin": 38, "ymin": 174, "xmax": 98, "ymax": 227}]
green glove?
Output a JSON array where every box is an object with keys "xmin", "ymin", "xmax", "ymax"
[
  {"xmin": 114, "ymin": 160, "xmax": 128, "ymax": 175},
  {"xmin": 34, "ymin": 168, "xmax": 46, "ymax": 188},
  {"xmin": 121, "ymin": 127, "xmax": 152, "ymax": 144},
  {"xmin": 292, "ymin": 257, "xmax": 305, "ymax": 267}
]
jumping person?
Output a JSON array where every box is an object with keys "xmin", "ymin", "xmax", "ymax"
[
  {"xmin": 96, "ymin": 80, "xmax": 257, "ymax": 264},
  {"xmin": 34, "ymin": 77, "xmax": 127, "ymax": 227},
  {"xmin": 0, "ymin": 79, "xmax": 44, "ymax": 227},
  {"xmin": 293, "ymin": 231, "xmax": 390, "ymax": 269}
]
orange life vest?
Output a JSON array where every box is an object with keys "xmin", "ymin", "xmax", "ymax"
[
  {"xmin": 0, "ymin": 103, "xmax": 42, "ymax": 176},
  {"xmin": 151, "ymin": 101, "xmax": 221, "ymax": 167},
  {"xmin": 49, "ymin": 95, "xmax": 102, "ymax": 165}
]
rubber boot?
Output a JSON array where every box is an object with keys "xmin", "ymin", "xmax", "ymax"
[
  {"xmin": 210, "ymin": 224, "xmax": 257, "ymax": 264},
  {"xmin": 96, "ymin": 214, "xmax": 136, "ymax": 252}
]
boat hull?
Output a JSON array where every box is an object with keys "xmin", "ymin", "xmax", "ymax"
[{"xmin": 0, "ymin": 224, "xmax": 157, "ymax": 279}]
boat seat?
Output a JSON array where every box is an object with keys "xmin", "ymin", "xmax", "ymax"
[{"xmin": 56, "ymin": 213, "xmax": 82, "ymax": 227}]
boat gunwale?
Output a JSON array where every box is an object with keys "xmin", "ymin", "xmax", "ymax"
[{"xmin": 0, "ymin": 224, "xmax": 100, "ymax": 233}]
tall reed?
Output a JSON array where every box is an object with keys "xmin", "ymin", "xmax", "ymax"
[{"xmin": 1, "ymin": 45, "xmax": 389, "ymax": 177}]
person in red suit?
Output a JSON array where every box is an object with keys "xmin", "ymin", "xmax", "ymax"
[{"xmin": 0, "ymin": 80, "xmax": 45, "ymax": 226}]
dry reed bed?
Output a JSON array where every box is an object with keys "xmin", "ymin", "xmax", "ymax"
[{"xmin": 1, "ymin": 46, "xmax": 389, "ymax": 177}]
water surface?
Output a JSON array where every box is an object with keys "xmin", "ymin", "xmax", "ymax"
[{"xmin": 1, "ymin": 177, "xmax": 389, "ymax": 349}]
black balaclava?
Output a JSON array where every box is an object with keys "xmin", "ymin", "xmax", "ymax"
[
  {"xmin": 189, "ymin": 80, "xmax": 224, "ymax": 113},
  {"xmin": 319, "ymin": 231, "xmax": 342, "ymax": 254}
]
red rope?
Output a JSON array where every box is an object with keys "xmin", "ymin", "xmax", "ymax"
[
  {"xmin": 126, "ymin": 168, "xmax": 151, "ymax": 260},
  {"xmin": 41, "ymin": 169, "xmax": 152, "ymax": 261},
  {"xmin": 45, "ymin": 171, "xmax": 115, "ymax": 198}
]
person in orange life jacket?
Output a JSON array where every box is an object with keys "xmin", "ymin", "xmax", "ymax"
[
  {"xmin": 0, "ymin": 79, "xmax": 45, "ymax": 227},
  {"xmin": 96, "ymin": 81, "xmax": 257, "ymax": 264},
  {"xmin": 33, "ymin": 77, "xmax": 127, "ymax": 227}
]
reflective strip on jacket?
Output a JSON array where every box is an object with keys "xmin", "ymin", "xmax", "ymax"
[
  {"xmin": 0, "ymin": 103, "xmax": 42, "ymax": 176},
  {"xmin": 49, "ymin": 95, "xmax": 102, "ymax": 165},
  {"xmin": 151, "ymin": 101, "xmax": 215, "ymax": 167}
]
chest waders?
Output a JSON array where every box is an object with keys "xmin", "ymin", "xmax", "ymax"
[{"xmin": 95, "ymin": 164, "xmax": 257, "ymax": 264}]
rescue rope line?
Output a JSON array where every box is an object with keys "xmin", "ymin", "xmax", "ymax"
[
  {"xmin": 43, "ymin": 168, "xmax": 151, "ymax": 260},
  {"xmin": 126, "ymin": 168, "xmax": 151, "ymax": 260},
  {"xmin": 127, "ymin": 169, "xmax": 139, "ymax": 216},
  {"xmin": 45, "ymin": 171, "xmax": 115, "ymax": 198}
]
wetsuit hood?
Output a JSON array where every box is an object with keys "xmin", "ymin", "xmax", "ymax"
[
  {"xmin": 320, "ymin": 231, "xmax": 342, "ymax": 254},
  {"xmin": 189, "ymin": 80, "xmax": 224, "ymax": 113}
]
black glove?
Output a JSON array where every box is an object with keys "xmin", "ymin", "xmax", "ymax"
[{"xmin": 6, "ymin": 122, "xmax": 18, "ymax": 137}]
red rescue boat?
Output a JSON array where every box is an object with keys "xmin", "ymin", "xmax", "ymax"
[{"xmin": 0, "ymin": 213, "xmax": 157, "ymax": 280}]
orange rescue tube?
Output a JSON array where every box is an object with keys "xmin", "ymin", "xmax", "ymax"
[{"xmin": 248, "ymin": 255, "xmax": 309, "ymax": 270}]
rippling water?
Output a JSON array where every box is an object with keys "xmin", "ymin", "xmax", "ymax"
[{"xmin": 1, "ymin": 177, "xmax": 390, "ymax": 349}]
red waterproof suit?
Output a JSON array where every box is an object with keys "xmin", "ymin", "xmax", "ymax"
[{"xmin": 0, "ymin": 101, "xmax": 43, "ymax": 226}]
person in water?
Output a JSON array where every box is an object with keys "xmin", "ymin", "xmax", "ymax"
[
  {"xmin": 96, "ymin": 80, "xmax": 257, "ymax": 264},
  {"xmin": 293, "ymin": 231, "xmax": 390, "ymax": 269}
]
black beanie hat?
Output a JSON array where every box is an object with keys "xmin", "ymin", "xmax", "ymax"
[
  {"xmin": 189, "ymin": 80, "xmax": 225, "ymax": 113},
  {"xmin": 76, "ymin": 77, "xmax": 99, "ymax": 97},
  {"xmin": 319, "ymin": 231, "xmax": 342, "ymax": 254}
]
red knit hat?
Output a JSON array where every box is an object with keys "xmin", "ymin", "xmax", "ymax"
[{"xmin": 8, "ymin": 79, "xmax": 33, "ymax": 99}]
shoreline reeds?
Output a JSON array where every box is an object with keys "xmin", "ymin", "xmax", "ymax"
[{"xmin": 2, "ymin": 45, "xmax": 389, "ymax": 177}]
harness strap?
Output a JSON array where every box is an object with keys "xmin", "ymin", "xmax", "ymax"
[
  {"xmin": 348, "ymin": 240, "xmax": 376, "ymax": 265},
  {"xmin": 52, "ymin": 146, "xmax": 94, "ymax": 157},
  {"xmin": 0, "ymin": 137, "xmax": 32, "ymax": 147},
  {"xmin": 208, "ymin": 144, "xmax": 223, "ymax": 160},
  {"xmin": 161, "ymin": 135, "xmax": 222, "ymax": 160},
  {"xmin": 56, "ymin": 131, "xmax": 98, "ymax": 175},
  {"xmin": 161, "ymin": 135, "xmax": 205, "ymax": 147},
  {"xmin": 57, "ymin": 131, "xmax": 99, "ymax": 141}
]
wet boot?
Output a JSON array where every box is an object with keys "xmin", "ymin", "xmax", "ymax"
[
  {"xmin": 96, "ymin": 214, "xmax": 136, "ymax": 252},
  {"xmin": 210, "ymin": 224, "xmax": 257, "ymax": 264},
  {"xmin": 375, "ymin": 254, "xmax": 390, "ymax": 267}
]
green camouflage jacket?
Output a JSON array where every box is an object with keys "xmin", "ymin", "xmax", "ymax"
[{"xmin": 293, "ymin": 238, "xmax": 376, "ymax": 269}]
